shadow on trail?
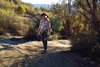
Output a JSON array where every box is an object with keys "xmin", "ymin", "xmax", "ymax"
[
  {"xmin": 27, "ymin": 51, "xmax": 96, "ymax": 67},
  {"xmin": 0, "ymin": 46, "xmax": 14, "ymax": 51},
  {"xmin": 0, "ymin": 37, "xmax": 36, "ymax": 45}
]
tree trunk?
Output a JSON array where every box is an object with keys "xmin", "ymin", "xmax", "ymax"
[
  {"xmin": 91, "ymin": 0, "xmax": 100, "ymax": 43},
  {"xmin": 92, "ymin": 0, "xmax": 98, "ymax": 29}
]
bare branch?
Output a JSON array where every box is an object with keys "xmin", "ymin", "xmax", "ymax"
[
  {"xmin": 78, "ymin": 11, "xmax": 90, "ymax": 20},
  {"xmin": 86, "ymin": 0, "xmax": 92, "ymax": 11},
  {"xmin": 78, "ymin": 1, "xmax": 91, "ymax": 14}
]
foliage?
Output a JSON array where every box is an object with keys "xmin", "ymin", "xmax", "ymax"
[
  {"xmin": 51, "ymin": 0, "xmax": 100, "ymax": 60},
  {"xmin": 0, "ymin": 0, "xmax": 43, "ymax": 37},
  {"xmin": 51, "ymin": 3, "xmax": 72, "ymax": 38},
  {"xmin": 51, "ymin": 19, "xmax": 64, "ymax": 32},
  {"xmin": 71, "ymin": 31, "xmax": 97, "ymax": 55},
  {"xmin": 0, "ymin": 9, "xmax": 16, "ymax": 33},
  {"xmin": 17, "ymin": 5, "xmax": 26, "ymax": 14},
  {"xmin": 0, "ymin": 8, "xmax": 33, "ymax": 35},
  {"xmin": 70, "ymin": 0, "xmax": 100, "ymax": 59},
  {"xmin": 40, "ymin": 7, "xmax": 48, "ymax": 11},
  {"xmin": 0, "ymin": 1, "xmax": 15, "ymax": 9},
  {"xmin": 25, "ymin": 3, "xmax": 35, "ymax": 15}
]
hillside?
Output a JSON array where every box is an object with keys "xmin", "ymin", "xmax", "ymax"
[
  {"xmin": 0, "ymin": 0, "xmax": 33, "ymax": 35},
  {"xmin": 0, "ymin": 0, "xmax": 64, "ymax": 40},
  {"xmin": 0, "ymin": 0, "xmax": 59, "ymax": 41},
  {"xmin": 0, "ymin": 0, "xmax": 53, "ymax": 39}
]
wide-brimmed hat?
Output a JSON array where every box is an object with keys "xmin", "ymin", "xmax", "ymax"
[{"xmin": 41, "ymin": 13, "xmax": 48, "ymax": 17}]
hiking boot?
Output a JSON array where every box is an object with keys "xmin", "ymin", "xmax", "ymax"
[{"xmin": 41, "ymin": 50, "xmax": 47, "ymax": 54}]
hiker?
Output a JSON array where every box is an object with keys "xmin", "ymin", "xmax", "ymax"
[{"xmin": 37, "ymin": 13, "xmax": 51, "ymax": 53}]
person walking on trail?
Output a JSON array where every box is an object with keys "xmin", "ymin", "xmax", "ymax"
[{"xmin": 38, "ymin": 13, "xmax": 51, "ymax": 54}]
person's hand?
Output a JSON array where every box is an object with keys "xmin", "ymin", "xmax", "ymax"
[
  {"xmin": 47, "ymin": 30, "xmax": 51, "ymax": 36},
  {"xmin": 37, "ymin": 28, "xmax": 42, "ymax": 35},
  {"xmin": 38, "ymin": 31, "xmax": 40, "ymax": 35},
  {"xmin": 38, "ymin": 27, "xmax": 40, "ymax": 31}
]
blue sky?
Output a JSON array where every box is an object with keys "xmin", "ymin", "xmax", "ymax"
[{"xmin": 21, "ymin": 0, "xmax": 67, "ymax": 4}]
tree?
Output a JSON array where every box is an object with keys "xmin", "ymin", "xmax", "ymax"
[
  {"xmin": 74, "ymin": 0, "xmax": 100, "ymax": 42},
  {"xmin": 51, "ymin": 2, "xmax": 72, "ymax": 38},
  {"xmin": 70, "ymin": 0, "xmax": 100, "ymax": 58}
]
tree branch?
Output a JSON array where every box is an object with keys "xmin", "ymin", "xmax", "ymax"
[
  {"xmin": 78, "ymin": 11, "xmax": 90, "ymax": 20},
  {"xmin": 86, "ymin": 0, "xmax": 92, "ymax": 12},
  {"xmin": 78, "ymin": 1, "xmax": 91, "ymax": 14}
]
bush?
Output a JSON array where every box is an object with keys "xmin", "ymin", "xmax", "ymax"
[
  {"xmin": 17, "ymin": 5, "xmax": 26, "ymax": 14},
  {"xmin": 71, "ymin": 31, "xmax": 97, "ymax": 56},
  {"xmin": 0, "ymin": 1, "xmax": 15, "ymax": 9},
  {"xmin": 24, "ymin": 22, "xmax": 37, "ymax": 40},
  {"xmin": 12, "ymin": 17, "xmax": 30, "ymax": 35},
  {"xmin": 24, "ymin": 15, "xmax": 41, "ymax": 40},
  {"xmin": 0, "ymin": 8, "xmax": 35, "ymax": 36},
  {"xmin": 0, "ymin": 9, "xmax": 17, "ymax": 34},
  {"xmin": 51, "ymin": 19, "xmax": 64, "ymax": 32},
  {"xmin": 25, "ymin": 3, "xmax": 35, "ymax": 15}
]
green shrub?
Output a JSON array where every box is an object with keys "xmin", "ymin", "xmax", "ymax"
[
  {"xmin": 0, "ymin": 9, "xmax": 16, "ymax": 32},
  {"xmin": 25, "ymin": 3, "xmax": 35, "ymax": 15},
  {"xmin": 71, "ymin": 31, "xmax": 97, "ymax": 56},
  {"xmin": 24, "ymin": 16, "xmax": 40, "ymax": 39},
  {"xmin": 0, "ymin": 1, "xmax": 15, "ymax": 9},
  {"xmin": 0, "ymin": 8, "xmax": 34, "ymax": 36},
  {"xmin": 24, "ymin": 22, "xmax": 37, "ymax": 39},
  {"xmin": 51, "ymin": 19, "xmax": 64, "ymax": 32},
  {"xmin": 17, "ymin": 5, "xmax": 26, "ymax": 14}
]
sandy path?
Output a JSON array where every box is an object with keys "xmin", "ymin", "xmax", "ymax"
[{"xmin": 0, "ymin": 40, "xmax": 72, "ymax": 67}]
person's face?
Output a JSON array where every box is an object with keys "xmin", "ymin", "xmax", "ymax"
[{"xmin": 41, "ymin": 15, "xmax": 47, "ymax": 20}]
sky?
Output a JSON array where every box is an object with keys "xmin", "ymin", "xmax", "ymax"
[{"xmin": 21, "ymin": 0, "xmax": 66, "ymax": 4}]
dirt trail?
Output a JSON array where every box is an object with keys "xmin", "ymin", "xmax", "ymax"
[
  {"xmin": 0, "ymin": 40, "xmax": 71, "ymax": 67},
  {"xmin": 0, "ymin": 39, "xmax": 97, "ymax": 67}
]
